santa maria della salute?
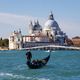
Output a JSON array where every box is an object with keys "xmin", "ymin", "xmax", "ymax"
[{"xmin": 9, "ymin": 12, "xmax": 68, "ymax": 50}]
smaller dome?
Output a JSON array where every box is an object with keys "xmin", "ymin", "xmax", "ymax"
[{"xmin": 32, "ymin": 21, "xmax": 42, "ymax": 31}]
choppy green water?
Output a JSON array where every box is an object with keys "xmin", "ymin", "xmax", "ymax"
[{"xmin": 0, "ymin": 50, "xmax": 80, "ymax": 80}]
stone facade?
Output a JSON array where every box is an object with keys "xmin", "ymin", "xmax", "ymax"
[{"xmin": 9, "ymin": 12, "xmax": 68, "ymax": 49}]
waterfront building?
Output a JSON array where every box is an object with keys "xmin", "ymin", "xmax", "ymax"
[
  {"xmin": 43, "ymin": 12, "xmax": 67, "ymax": 45},
  {"xmin": 9, "ymin": 12, "xmax": 68, "ymax": 49},
  {"xmin": 9, "ymin": 30, "xmax": 22, "ymax": 49},
  {"xmin": 72, "ymin": 36, "xmax": 80, "ymax": 47}
]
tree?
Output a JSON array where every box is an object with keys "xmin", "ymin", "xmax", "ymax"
[{"xmin": 0, "ymin": 38, "xmax": 9, "ymax": 47}]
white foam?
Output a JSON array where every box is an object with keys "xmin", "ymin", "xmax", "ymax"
[
  {"xmin": 0, "ymin": 72, "xmax": 50, "ymax": 80},
  {"xmin": 0, "ymin": 73, "xmax": 13, "ymax": 77},
  {"xmin": 0, "ymin": 72, "xmax": 32, "ymax": 79},
  {"xmin": 37, "ymin": 78, "xmax": 50, "ymax": 80},
  {"xmin": 45, "ymin": 50, "xmax": 51, "ymax": 52},
  {"xmin": 45, "ymin": 50, "xmax": 55, "ymax": 53}
]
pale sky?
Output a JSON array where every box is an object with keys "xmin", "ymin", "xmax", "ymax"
[{"xmin": 0, "ymin": 0, "xmax": 80, "ymax": 38}]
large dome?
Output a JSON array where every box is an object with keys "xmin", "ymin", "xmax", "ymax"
[
  {"xmin": 44, "ymin": 12, "xmax": 60, "ymax": 31},
  {"xmin": 44, "ymin": 20, "xmax": 59, "ymax": 30}
]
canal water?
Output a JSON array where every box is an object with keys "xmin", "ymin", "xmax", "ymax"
[{"xmin": 0, "ymin": 50, "xmax": 80, "ymax": 80}]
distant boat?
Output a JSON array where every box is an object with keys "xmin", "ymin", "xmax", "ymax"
[
  {"xmin": 45, "ymin": 50, "xmax": 49, "ymax": 52},
  {"xmin": 45, "ymin": 50, "xmax": 55, "ymax": 53},
  {"xmin": 26, "ymin": 51, "xmax": 51, "ymax": 69},
  {"xmin": 45, "ymin": 50, "xmax": 51, "ymax": 52}
]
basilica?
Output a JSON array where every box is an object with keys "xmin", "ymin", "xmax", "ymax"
[{"xmin": 9, "ymin": 12, "xmax": 68, "ymax": 49}]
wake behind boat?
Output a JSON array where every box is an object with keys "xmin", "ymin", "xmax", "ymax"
[{"xmin": 26, "ymin": 51, "xmax": 50, "ymax": 69}]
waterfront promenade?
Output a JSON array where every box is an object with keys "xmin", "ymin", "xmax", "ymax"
[
  {"xmin": 0, "ymin": 47, "xmax": 9, "ymax": 50},
  {"xmin": 21, "ymin": 45, "xmax": 80, "ymax": 50}
]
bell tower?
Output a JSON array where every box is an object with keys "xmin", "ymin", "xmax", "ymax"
[{"xmin": 29, "ymin": 21, "xmax": 33, "ymax": 34}]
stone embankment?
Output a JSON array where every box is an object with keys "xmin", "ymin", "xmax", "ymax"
[{"xmin": 0, "ymin": 47, "xmax": 9, "ymax": 50}]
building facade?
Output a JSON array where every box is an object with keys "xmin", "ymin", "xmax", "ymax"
[
  {"xmin": 9, "ymin": 30, "xmax": 22, "ymax": 49},
  {"xmin": 9, "ymin": 12, "xmax": 68, "ymax": 49}
]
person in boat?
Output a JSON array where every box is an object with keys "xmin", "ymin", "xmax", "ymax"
[
  {"xmin": 26, "ymin": 51, "xmax": 32, "ymax": 61},
  {"xmin": 26, "ymin": 51, "xmax": 50, "ymax": 69},
  {"xmin": 32, "ymin": 60, "xmax": 37, "ymax": 65},
  {"xmin": 32, "ymin": 59, "xmax": 44, "ymax": 66}
]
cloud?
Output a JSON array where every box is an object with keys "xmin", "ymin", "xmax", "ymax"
[
  {"xmin": 0, "ymin": 13, "xmax": 45, "ymax": 38},
  {"xmin": 0, "ymin": 12, "xmax": 80, "ymax": 38},
  {"xmin": 58, "ymin": 18, "xmax": 80, "ymax": 38}
]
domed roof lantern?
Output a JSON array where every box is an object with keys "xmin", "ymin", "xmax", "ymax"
[{"xmin": 49, "ymin": 11, "xmax": 54, "ymax": 20}]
